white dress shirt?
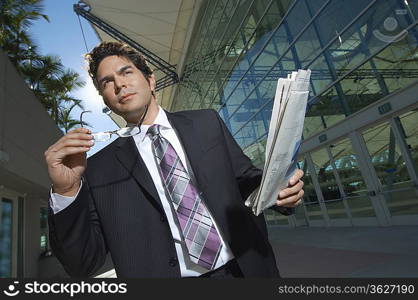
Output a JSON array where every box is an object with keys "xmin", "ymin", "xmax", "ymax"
[{"xmin": 50, "ymin": 106, "xmax": 234, "ymax": 277}]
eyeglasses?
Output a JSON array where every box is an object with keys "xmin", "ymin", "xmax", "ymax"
[{"xmin": 80, "ymin": 110, "xmax": 141, "ymax": 142}]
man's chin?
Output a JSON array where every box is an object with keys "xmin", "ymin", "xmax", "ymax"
[{"xmin": 120, "ymin": 108, "xmax": 147, "ymax": 123}]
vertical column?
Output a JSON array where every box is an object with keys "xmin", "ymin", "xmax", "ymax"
[{"xmin": 349, "ymin": 131, "xmax": 391, "ymax": 226}]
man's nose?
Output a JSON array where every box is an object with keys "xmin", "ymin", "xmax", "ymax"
[{"xmin": 114, "ymin": 76, "xmax": 126, "ymax": 92}]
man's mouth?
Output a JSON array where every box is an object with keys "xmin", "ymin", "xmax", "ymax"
[{"xmin": 119, "ymin": 93, "xmax": 136, "ymax": 103}]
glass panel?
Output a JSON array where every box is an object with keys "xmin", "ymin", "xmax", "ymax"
[
  {"xmin": 304, "ymin": 86, "xmax": 346, "ymax": 138},
  {"xmin": 339, "ymin": 61, "xmax": 386, "ymax": 114},
  {"xmin": 0, "ymin": 199, "xmax": 13, "ymax": 277},
  {"xmin": 305, "ymin": 203, "xmax": 323, "ymax": 220},
  {"xmin": 243, "ymin": 137, "xmax": 266, "ymax": 169},
  {"xmin": 398, "ymin": 110, "xmax": 418, "ymax": 171},
  {"xmin": 300, "ymin": 160, "xmax": 323, "ymax": 221},
  {"xmin": 40, "ymin": 207, "xmax": 48, "ymax": 251},
  {"xmin": 362, "ymin": 121, "xmax": 412, "ymax": 190},
  {"xmin": 221, "ymin": 0, "xmax": 308, "ymax": 119},
  {"xmin": 198, "ymin": 0, "xmax": 260, "ymax": 110},
  {"xmin": 294, "ymin": 24, "xmax": 322, "ymax": 66},
  {"xmin": 232, "ymin": 106, "xmax": 268, "ymax": 148},
  {"xmin": 311, "ymin": 146, "xmax": 349, "ymax": 220},
  {"xmin": 183, "ymin": 1, "xmax": 213, "ymax": 64},
  {"xmin": 284, "ymin": 0, "xmax": 310, "ymax": 39},
  {"xmin": 329, "ymin": 137, "xmax": 376, "ymax": 218},
  {"xmin": 307, "ymin": 0, "xmax": 416, "ymax": 106},
  {"xmin": 294, "ymin": 205, "xmax": 307, "ymax": 225},
  {"xmin": 312, "ymin": 0, "xmax": 370, "ymax": 47},
  {"xmin": 310, "ymin": 148, "xmax": 342, "ymax": 200},
  {"xmin": 264, "ymin": 209, "xmax": 289, "ymax": 226},
  {"xmin": 330, "ymin": 138, "xmax": 368, "ymax": 196},
  {"xmin": 193, "ymin": 0, "xmax": 236, "ymax": 109},
  {"xmin": 295, "ymin": 0, "xmax": 369, "ymax": 67},
  {"xmin": 362, "ymin": 120, "xmax": 416, "ymax": 217},
  {"xmin": 200, "ymin": 0, "xmax": 231, "ymax": 56},
  {"xmin": 382, "ymin": 188, "xmax": 418, "ymax": 216},
  {"xmin": 348, "ymin": 196, "xmax": 377, "ymax": 217},
  {"xmin": 324, "ymin": 199, "xmax": 347, "ymax": 219}
]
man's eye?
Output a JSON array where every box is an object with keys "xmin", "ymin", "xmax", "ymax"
[{"xmin": 102, "ymin": 80, "xmax": 112, "ymax": 89}]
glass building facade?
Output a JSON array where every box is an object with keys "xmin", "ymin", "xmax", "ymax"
[{"xmin": 171, "ymin": 0, "xmax": 418, "ymax": 227}]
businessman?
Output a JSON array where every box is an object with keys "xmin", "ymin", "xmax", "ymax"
[{"xmin": 45, "ymin": 41, "xmax": 304, "ymax": 278}]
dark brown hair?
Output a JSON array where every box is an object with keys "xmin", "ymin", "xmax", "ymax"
[{"xmin": 85, "ymin": 41, "xmax": 153, "ymax": 88}]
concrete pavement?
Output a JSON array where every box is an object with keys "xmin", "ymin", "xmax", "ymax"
[{"xmin": 268, "ymin": 225, "xmax": 418, "ymax": 277}]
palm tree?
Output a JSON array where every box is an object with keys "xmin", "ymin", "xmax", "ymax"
[
  {"xmin": 1, "ymin": 0, "xmax": 88, "ymax": 133},
  {"xmin": 19, "ymin": 54, "xmax": 85, "ymax": 120},
  {"xmin": 19, "ymin": 53, "xmax": 64, "ymax": 91},
  {"xmin": 0, "ymin": 0, "xmax": 49, "ymax": 66}
]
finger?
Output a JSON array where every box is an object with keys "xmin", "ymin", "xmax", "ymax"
[
  {"xmin": 48, "ymin": 146, "xmax": 91, "ymax": 163},
  {"xmin": 49, "ymin": 138, "xmax": 94, "ymax": 154},
  {"xmin": 277, "ymin": 189, "xmax": 304, "ymax": 205},
  {"xmin": 276, "ymin": 190, "xmax": 304, "ymax": 207},
  {"xmin": 280, "ymin": 180, "xmax": 304, "ymax": 198},
  {"xmin": 52, "ymin": 132, "xmax": 94, "ymax": 148},
  {"xmin": 289, "ymin": 169, "xmax": 304, "ymax": 185},
  {"xmin": 64, "ymin": 131, "xmax": 94, "ymax": 141},
  {"xmin": 67, "ymin": 127, "xmax": 91, "ymax": 135}
]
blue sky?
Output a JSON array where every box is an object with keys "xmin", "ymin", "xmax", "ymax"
[{"xmin": 31, "ymin": 0, "xmax": 118, "ymax": 155}]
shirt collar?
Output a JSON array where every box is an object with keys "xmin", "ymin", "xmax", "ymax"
[{"xmin": 131, "ymin": 106, "xmax": 172, "ymax": 143}]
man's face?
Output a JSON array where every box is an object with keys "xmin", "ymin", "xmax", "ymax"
[{"xmin": 96, "ymin": 55, "xmax": 155, "ymax": 122}]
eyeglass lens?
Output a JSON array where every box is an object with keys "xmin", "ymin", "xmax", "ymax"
[
  {"xmin": 92, "ymin": 132, "xmax": 112, "ymax": 142},
  {"xmin": 91, "ymin": 126, "xmax": 141, "ymax": 142}
]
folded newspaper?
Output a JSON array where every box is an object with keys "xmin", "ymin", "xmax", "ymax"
[{"xmin": 245, "ymin": 69, "xmax": 311, "ymax": 216}]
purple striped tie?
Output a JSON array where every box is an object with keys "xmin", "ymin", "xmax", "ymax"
[{"xmin": 147, "ymin": 124, "xmax": 222, "ymax": 270}]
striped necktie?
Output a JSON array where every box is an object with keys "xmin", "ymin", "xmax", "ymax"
[{"xmin": 147, "ymin": 124, "xmax": 222, "ymax": 270}]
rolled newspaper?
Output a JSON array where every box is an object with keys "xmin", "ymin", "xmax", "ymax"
[{"xmin": 245, "ymin": 69, "xmax": 311, "ymax": 216}]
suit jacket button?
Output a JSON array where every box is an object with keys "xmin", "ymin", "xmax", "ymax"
[
  {"xmin": 169, "ymin": 257, "xmax": 178, "ymax": 267},
  {"xmin": 160, "ymin": 215, "xmax": 166, "ymax": 222}
]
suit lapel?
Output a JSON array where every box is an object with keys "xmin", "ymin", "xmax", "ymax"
[
  {"xmin": 115, "ymin": 136, "xmax": 164, "ymax": 214},
  {"xmin": 165, "ymin": 111, "xmax": 207, "ymax": 190}
]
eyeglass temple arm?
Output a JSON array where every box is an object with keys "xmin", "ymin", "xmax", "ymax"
[{"xmin": 80, "ymin": 110, "xmax": 92, "ymax": 128}]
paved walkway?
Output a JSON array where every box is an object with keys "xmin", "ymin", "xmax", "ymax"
[{"xmin": 268, "ymin": 225, "xmax": 418, "ymax": 277}]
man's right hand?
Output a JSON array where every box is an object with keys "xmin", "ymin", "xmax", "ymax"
[{"xmin": 44, "ymin": 128, "xmax": 94, "ymax": 196}]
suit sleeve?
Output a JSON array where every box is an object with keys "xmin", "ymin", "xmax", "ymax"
[
  {"xmin": 212, "ymin": 110, "xmax": 294, "ymax": 216},
  {"xmin": 48, "ymin": 177, "xmax": 109, "ymax": 277}
]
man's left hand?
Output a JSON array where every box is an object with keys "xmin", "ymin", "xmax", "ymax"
[{"xmin": 276, "ymin": 169, "xmax": 304, "ymax": 208}]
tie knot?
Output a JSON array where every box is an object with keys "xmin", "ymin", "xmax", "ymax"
[{"xmin": 147, "ymin": 124, "xmax": 160, "ymax": 138}]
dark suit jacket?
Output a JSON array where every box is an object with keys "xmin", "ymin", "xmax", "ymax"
[{"xmin": 48, "ymin": 109, "xmax": 292, "ymax": 278}]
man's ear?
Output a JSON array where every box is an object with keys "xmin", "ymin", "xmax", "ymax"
[{"xmin": 147, "ymin": 74, "xmax": 156, "ymax": 93}]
